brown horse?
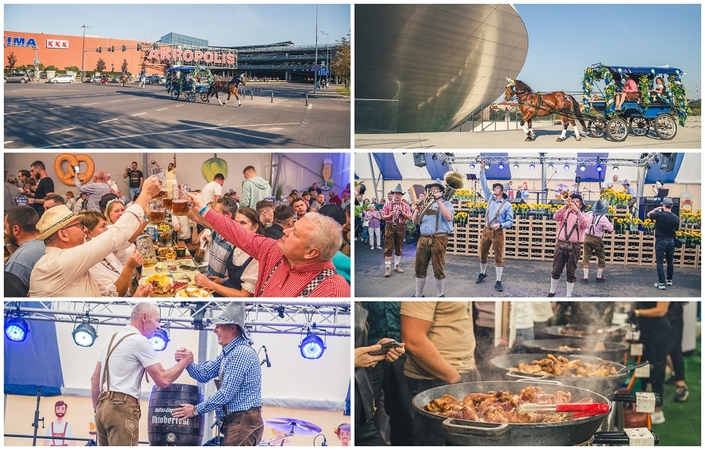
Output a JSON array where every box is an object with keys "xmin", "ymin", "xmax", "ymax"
[
  {"xmin": 207, "ymin": 76, "xmax": 246, "ymax": 107},
  {"xmin": 505, "ymin": 78, "xmax": 586, "ymax": 142}
]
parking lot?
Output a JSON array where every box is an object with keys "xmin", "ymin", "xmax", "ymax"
[{"xmin": 4, "ymin": 82, "xmax": 350, "ymax": 148}]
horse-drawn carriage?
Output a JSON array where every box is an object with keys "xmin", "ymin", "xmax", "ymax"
[
  {"xmin": 581, "ymin": 64, "xmax": 689, "ymax": 142},
  {"xmin": 165, "ymin": 66, "xmax": 214, "ymax": 103}
]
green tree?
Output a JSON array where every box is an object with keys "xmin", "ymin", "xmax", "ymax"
[
  {"xmin": 121, "ymin": 59, "xmax": 129, "ymax": 74},
  {"xmin": 6, "ymin": 51, "xmax": 17, "ymax": 71},
  {"xmin": 64, "ymin": 66, "xmax": 80, "ymax": 73},
  {"xmin": 96, "ymin": 59, "xmax": 106, "ymax": 73},
  {"xmin": 45, "ymin": 65, "xmax": 58, "ymax": 72},
  {"xmin": 330, "ymin": 37, "xmax": 350, "ymax": 89}
]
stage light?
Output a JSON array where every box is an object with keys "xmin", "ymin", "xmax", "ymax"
[
  {"xmin": 596, "ymin": 165, "xmax": 603, "ymax": 172},
  {"xmin": 150, "ymin": 329, "xmax": 170, "ymax": 352},
  {"xmin": 498, "ymin": 162, "xmax": 505, "ymax": 170},
  {"xmin": 613, "ymin": 165, "xmax": 619, "ymax": 172},
  {"xmin": 72, "ymin": 323, "xmax": 97, "ymax": 347},
  {"xmin": 579, "ymin": 164, "xmax": 586, "ymax": 172},
  {"xmin": 513, "ymin": 163, "xmax": 519, "ymax": 170},
  {"xmin": 563, "ymin": 164, "xmax": 570, "ymax": 171},
  {"xmin": 300, "ymin": 331, "xmax": 326, "ymax": 359},
  {"xmin": 431, "ymin": 154, "xmax": 438, "ymax": 161},
  {"xmin": 5, "ymin": 316, "xmax": 29, "ymax": 342},
  {"xmin": 469, "ymin": 163, "xmax": 475, "ymax": 170},
  {"xmin": 547, "ymin": 163, "xmax": 555, "ymax": 170},
  {"xmin": 529, "ymin": 163, "xmax": 536, "ymax": 170}
]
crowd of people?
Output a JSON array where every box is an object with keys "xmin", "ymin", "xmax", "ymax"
[
  {"xmin": 355, "ymin": 301, "xmax": 693, "ymax": 445},
  {"xmin": 4, "ymin": 158, "xmax": 351, "ymax": 297}
]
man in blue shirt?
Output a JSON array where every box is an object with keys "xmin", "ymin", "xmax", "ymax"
[
  {"xmin": 411, "ymin": 179, "xmax": 454, "ymax": 297},
  {"xmin": 173, "ymin": 303, "xmax": 263, "ymax": 446},
  {"xmin": 4, "ymin": 205, "xmax": 45, "ymax": 290},
  {"xmin": 477, "ymin": 160, "xmax": 514, "ymax": 292}
]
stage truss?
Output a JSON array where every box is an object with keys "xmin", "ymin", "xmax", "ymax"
[
  {"xmin": 3, "ymin": 301, "xmax": 350, "ymax": 337},
  {"xmin": 427, "ymin": 152, "xmax": 663, "ymax": 168}
]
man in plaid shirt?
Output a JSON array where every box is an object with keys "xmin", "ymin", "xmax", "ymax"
[
  {"xmin": 189, "ymin": 191, "xmax": 349, "ymax": 297},
  {"xmin": 190, "ymin": 197, "xmax": 238, "ymax": 280},
  {"xmin": 173, "ymin": 303, "xmax": 263, "ymax": 446}
]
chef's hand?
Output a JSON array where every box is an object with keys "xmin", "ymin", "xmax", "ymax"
[{"xmin": 172, "ymin": 404, "xmax": 197, "ymax": 419}]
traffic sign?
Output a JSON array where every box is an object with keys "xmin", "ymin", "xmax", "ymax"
[{"xmin": 312, "ymin": 64, "xmax": 319, "ymax": 72}]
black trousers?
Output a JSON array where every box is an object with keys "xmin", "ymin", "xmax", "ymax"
[
  {"xmin": 368, "ymin": 354, "xmax": 414, "ymax": 446},
  {"xmin": 668, "ymin": 307, "xmax": 686, "ymax": 381}
]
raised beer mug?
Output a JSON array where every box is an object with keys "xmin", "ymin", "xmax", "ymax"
[
  {"xmin": 136, "ymin": 235, "xmax": 158, "ymax": 268},
  {"xmin": 149, "ymin": 167, "xmax": 167, "ymax": 199},
  {"xmin": 172, "ymin": 184, "xmax": 190, "ymax": 216},
  {"xmin": 148, "ymin": 199, "xmax": 166, "ymax": 224}
]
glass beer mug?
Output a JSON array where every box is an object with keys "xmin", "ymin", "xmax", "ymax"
[
  {"xmin": 136, "ymin": 235, "xmax": 158, "ymax": 268},
  {"xmin": 172, "ymin": 184, "xmax": 190, "ymax": 216},
  {"xmin": 149, "ymin": 167, "xmax": 167, "ymax": 199},
  {"xmin": 148, "ymin": 199, "xmax": 166, "ymax": 224}
]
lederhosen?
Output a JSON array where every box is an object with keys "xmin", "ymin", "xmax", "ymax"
[
  {"xmin": 479, "ymin": 199, "xmax": 509, "ymax": 266},
  {"xmin": 552, "ymin": 213, "xmax": 582, "ymax": 282},
  {"xmin": 50, "ymin": 421, "xmax": 69, "ymax": 446},
  {"xmin": 384, "ymin": 202, "xmax": 406, "ymax": 257},
  {"xmin": 583, "ymin": 214, "xmax": 606, "ymax": 266},
  {"xmin": 415, "ymin": 206, "xmax": 449, "ymax": 279}
]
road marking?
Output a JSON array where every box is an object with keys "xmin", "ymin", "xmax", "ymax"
[
  {"xmin": 175, "ymin": 104, "xmax": 184, "ymax": 108},
  {"xmin": 46, "ymin": 127, "xmax": 76, "ymax": 135},
  {"xmin": 4, "ymin": 141, "xmax": 14, "ymax": 144},
  {"xmin": 109, "ymin": 100, "xmax": 122, "ymax": 103},
  {"xmin": 4, "ymin": 110, "xmax": 33, "ymax": 115},
  {"xmin": 83, "ymin": 102, "xmax": 99, "ymax": 106},
  {"xmin": 156, "ymin": 108, "xmax": 168, "ymax": 111},
  {"xmin": 131, "ymin": 112, "xmax": 147, "ymax": 117},
  {"xmin": 97, "ymin": 118, "xmax": 118, "ymax": 124},
  {"xmin": 48, "ymin": 105, "xmax": 73, "ymax": 110}
]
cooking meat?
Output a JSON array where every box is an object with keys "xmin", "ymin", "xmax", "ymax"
[
  {"xmin": 512, "ymin": 354, "xmax": 618, "ymax": 378},
  {"xmin": 425, "ymin": 385, "xmax": 589, "ymax": 424}
]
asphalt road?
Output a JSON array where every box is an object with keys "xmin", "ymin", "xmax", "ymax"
[
  {"xmin": 4, "ymin": 81, "xmax": 350, "ymax": 148},
  {"xmin": 354, "ymin": 240, "xmax": 702, "ymax": 298}
]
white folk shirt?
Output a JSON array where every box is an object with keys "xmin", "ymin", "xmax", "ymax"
[
  {"xmin": 29, "ymin": 204, "xmax": 145, "ymax": 297},
  {"xmin": 97, "ymin": 324, "xmax": 160, "ymax": 400},
  {"xmin": 202, "ymin": 180, "xmax": 223, "ymax": 204},
  {"xmin": 45, "ymin": 419, "xmax": 74, "ymax": 446}
]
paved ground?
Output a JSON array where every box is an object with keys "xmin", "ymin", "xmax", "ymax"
[
  {"xmin": 355, "ymin": 116, "xmax": 701, "ymax": 149},
  {"xmin": 4, "ymin": 82, "xmax": 349, "ymax": 148},
  {"xmin": 354, "ymin": 240, "xmax": 701, "ymax": 298}
]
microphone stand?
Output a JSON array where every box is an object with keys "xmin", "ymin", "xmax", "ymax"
[{"xmin": 543, "ymin": 170, "xmax": 558, "ymax": 204}]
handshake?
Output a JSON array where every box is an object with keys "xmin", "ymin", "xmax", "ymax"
[{"xmin": 175, "ymin": 347, "xmax": 195, "ymax": 364}]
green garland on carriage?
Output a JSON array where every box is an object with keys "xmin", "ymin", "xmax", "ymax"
[{"xmin": 581, "ymin": 63, "xmax": 690, "ymax": 126}]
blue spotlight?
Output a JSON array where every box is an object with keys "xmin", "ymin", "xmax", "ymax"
[
  {"xmin": 498, "ymin": 162, "xmax": 505, "ymax": 170},
  {"xmin": 563, "ymin": 164, "xmax": 571, "ymax": 171},
  {"xmin": 547, "ymin": 163, "xmax": 555, "ymax": 170},
  {"xmin": 300, "ymin": 331, "xmax": 326, "ymax": 359},
  {"xmin": 150, "ymin": 329, "xmax": 170, "ymax": 352},
  {"xmin": 469, "ymin": 163, "xmax": 476, "ymax": 170},
  {"xmin": 529, "ymin": 163, "xmax": 536, "ymax": 170},
  {"xmin": 5, "ymin": 316, "xmax": 29, "ymax": 342},
  {"xmin": 580, "ymin": 164, "xmax": 586, "ymax": 172},
  {"xmin": 596, "ymin": 165, "xmax": 603, "ymax": 172},
  {"xmin": 72, "ymin": 323, "xmax": 97, "ymax": 347},
  {"xmin": 512, "ymin": 163, "xmax": 519, "ymax": 170}
]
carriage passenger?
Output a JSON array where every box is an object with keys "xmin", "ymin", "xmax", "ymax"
[
  {"xmin": 651, "ymin": 77, "xmax": 666, "ymax": 99},
  {"xmin": 615, "ymin": 76, "xmax": 638, "ymax": 110}
]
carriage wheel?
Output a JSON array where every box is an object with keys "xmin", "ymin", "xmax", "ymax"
[
  {"xmin": 200, "ymin": 92, "xmax": 210, "ymax": 102},
  {"xmin": 606, "ymin": 117, "xmax": 628, "ymax": 142},
  {"xmin": 186, "ymin": 92, "xmax": 196, "ymax": 103},
  {"xmin": 653, "ymin": 114, "xmax": 677, "ymax": 140},
  {"xmin": 170, "ymin": 89, "xmax": 180, "ymax": 100},
  {"xmin": 629, "ymin": 117, "xmax": 649, "ymax": 137},
  {"xmin": 587, "ymin": 119, "xmax": 606, "ymax": 138}
]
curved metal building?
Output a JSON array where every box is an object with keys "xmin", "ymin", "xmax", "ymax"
[{"xmin": 356, "ymin": 4, "xmax": 528, "ymax": 133}]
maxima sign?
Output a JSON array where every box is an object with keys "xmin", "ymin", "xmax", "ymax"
[{"xmin": 4, "ymin": 36, "xmax": 38, "ymax": 48}]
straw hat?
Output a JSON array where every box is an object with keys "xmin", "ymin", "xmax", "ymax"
[{"xmin": 35, "ymin": 205, "xmax": 84, "ymax": 241}]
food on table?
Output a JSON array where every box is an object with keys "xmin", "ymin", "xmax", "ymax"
[
  {"xmin": 558, "ymin": 345, "xmax": 581, "ymax": 351},
  {"xmin": 511, "ymin": 354, "xmax": 618, "ymax": 377},
  {"xmin": 143, "ymin": 274, "xmax": 173, "ymax": 295},
  {"xmin": 425, "ymin": 385, "xmax": 599, "ymax": 423},
  {"xmin": 174, "ymin": 287, "xmax": 211, "ymax": 298}
]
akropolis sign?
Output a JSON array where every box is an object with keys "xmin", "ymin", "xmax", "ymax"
[{"xmin": 146, "ymin": 48, "xmax": 236, "ymax": 66}]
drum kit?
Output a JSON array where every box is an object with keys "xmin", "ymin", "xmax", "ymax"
[{"xmin": 258, "ymin": 417, "xmax": 322, "ymax": 446}]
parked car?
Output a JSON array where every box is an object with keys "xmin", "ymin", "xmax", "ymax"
[
  {"xmin": 84, "ymin": 75, "xmax": 103, "ymax": 83},
  {"xmin": 4, "ymin": 72, "xmax": 30, "ymax": 83},
  {"xmin": 146, "ymin": 75, "xmax": 166, "ymax": 85},
  {"xmin": 48, "ymin": 74, "xmax": 76, "ymax": 84}
]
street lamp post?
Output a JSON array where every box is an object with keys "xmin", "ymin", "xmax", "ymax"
[
  {"xmin": 320, "ymin": 31, "xmax": 328, "ymax": 88},
  {"xmin": 81, "ymin": 25, "xmax": 91, "ymax": 80},
  {"xmin": 313, "ymin": 5, "xmax": 319, "ymax": 93}
]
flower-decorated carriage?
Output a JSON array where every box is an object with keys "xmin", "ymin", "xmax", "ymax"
[
  {"xmin": 165, "ymin": 66, "xmax": 215, "ymax": 103},
  {"xmin": 581, "ymin": 63, "xmax": 689, "ymax": 142}
]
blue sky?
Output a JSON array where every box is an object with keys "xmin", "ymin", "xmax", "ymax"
[
  {"xmin": 4, "ymin": 4, "xmax": 350, "ymax": 48},
  {"xmin": 514, "ymin": 4, "xmax": 701, "ymax": 99}
]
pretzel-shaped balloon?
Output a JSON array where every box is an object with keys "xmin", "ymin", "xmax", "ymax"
[{"xmin": 54, "ymin": 153, "xmax": 95, "ymax": 186}]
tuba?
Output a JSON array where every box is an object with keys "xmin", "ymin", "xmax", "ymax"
[{"xmin": 418, "ymin": 171, "xmax": 466, "ymax": 221}]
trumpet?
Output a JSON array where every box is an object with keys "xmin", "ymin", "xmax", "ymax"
[{"xmin": 418, "ymin": 171, "xmax": 465, "ymax": 220}]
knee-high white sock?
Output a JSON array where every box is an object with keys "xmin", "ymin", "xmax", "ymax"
[
  {"xmin": 480, "ymin": 263, "xmax": 488, "ymax": 274},
  {"xmin": 550, "ymin": 278, "xmax": 559, "ymax": 294},
  {"xmin": 435, "ymin": 278, "xmax": 445, "ymax": 297},
  {"xmin": 385, "ymin": 260, "xmax": 391, "ymax": 268},
  {"xmin": 394, "ymin": 255, "xmax": 401, "ymax": 266},
  {"xmin": 566, "ymin": 281, "xmax": 575, "ymax": 297},
  {"xmin": 415, "ymin": 277, "xmax": 426, "ymax": 297},
  {"xmin": 583, "ymin": 268, "xmax": 589, "ymax": 279},
  {"xmin": 597, "ymin": 267, "xmax": 604, "ymax": 278},
  {"xmin": 496, "ymin": 266, "xmax": 504, "ymax": 281}
]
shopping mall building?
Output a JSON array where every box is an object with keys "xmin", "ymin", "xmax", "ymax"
[
  {"xmin": 4, "ymin": 31, "xmax": 332, "ymax": 81},
  {"xmin": 355, "ymin": 4, "xmax": 529, "ymax": 133}
]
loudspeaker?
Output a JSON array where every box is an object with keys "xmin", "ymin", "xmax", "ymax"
[
  {"xmin": 413, "ymin": 153, "xmax": 427, "ymax": 168},
  {"xmin": 659, "ymin": 153, "xmax": 676, "ymax": 172},
  {"xmin": 510, "ymin": 199, "xmax": 526, "ymax": 205},
  {"xmin": 549, "ymin": 199, "xmax": 565, "ymax": 205},
  {"xmin": 639, "ymin": 197, "xmax": 680, "ymax": 220}
]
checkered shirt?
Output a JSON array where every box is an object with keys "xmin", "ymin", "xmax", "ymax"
[{"xmin": 206, "ymin": 231, "xmax": 234, "ymax": 279}]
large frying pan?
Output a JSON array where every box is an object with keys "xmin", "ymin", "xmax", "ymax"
[
  {"xmin": 521, "ymin": 339, "xmax": 629, "ymax": 363},
  {"xmin": 411, "ymin": 380, "xmax": 610, "ymax": 446},
  {"xmin": 490, "ymin": 354, "xmax": 646, "ymax": 398},
  {"xmin": 543, "ymin": 324, "xmax": 626, "ymax": 342}
]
